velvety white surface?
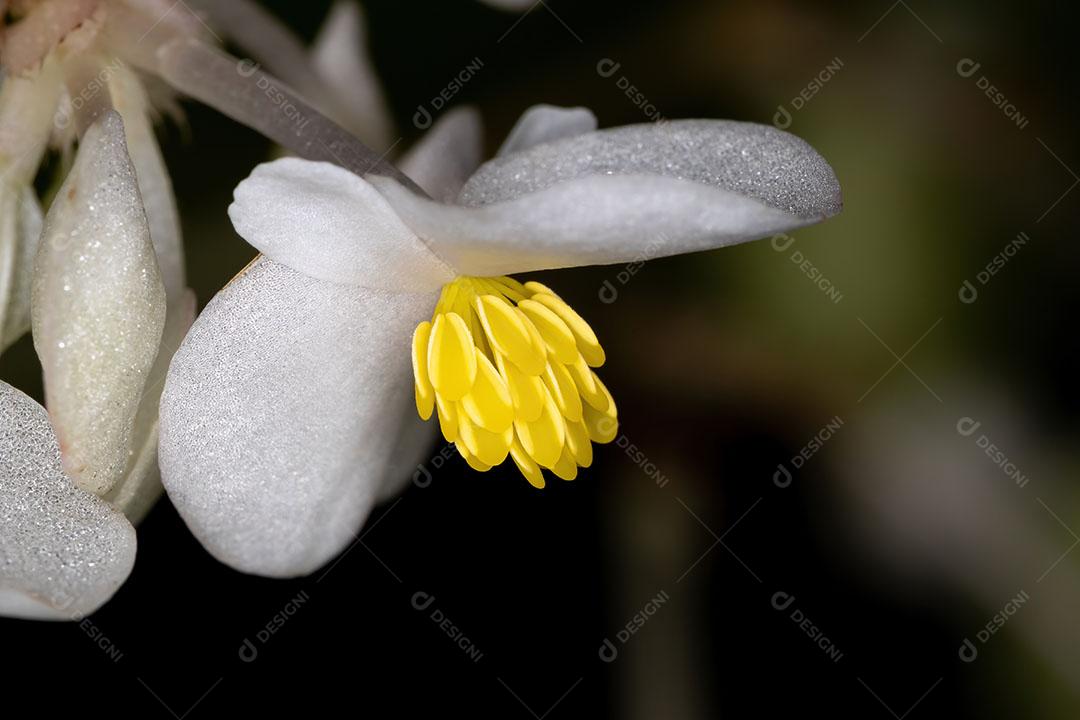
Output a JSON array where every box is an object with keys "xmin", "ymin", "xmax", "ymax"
[
  {"xmin": 159, "ymin": 258, "xmax": 438, "ymax": 576},
  {"xmin": 31, "ymin": 112, "xmax": 166, "ymax": 495},
  {"xmin": 229, "ymin": 158, "xmax": 454, "ymax": 290},
  {"xmin": 0, "ymin": 381, "xmax": 136, "ymax": 620}
]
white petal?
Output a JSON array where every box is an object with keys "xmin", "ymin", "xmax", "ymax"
[
  {"xmin": 399, "ymin": 106, "xmax": 484, "ymax": 202},
  {"xmin": 102, "ymin": 289, "xmax": 196, "ymax": 524},
  {"xmin": 376, "ymin": 410, "xmax": 437, "ymax": 503},
  {"xmin": 0, "ymin": 185, "xmax": 43, "ymax": 353},
  {"xmin": 0, "ymin": 60, "xmax": 62, "ymax": 183},
  {"xmin": 160, "ymin": 258, "xmax": 437, "ymax": 577},
  {"xmin": 31, "ymin": 112, "xmax": 167, "ymax": 495},
  {"xmin": 312, "ymin": 0, "xmax": 395, "ymax": 150},
  {"xmin": 228, "ymin": 157, "xmax": 454, "ymax": 289},
  {"xmin": 109, "ymin": 64, "xmax": 187, "ymax": 300},
  {"xmin": 0, "ymin": 381, "xmax": 136, "ymax": 621},
  {"xmin": 371, "ymin": 119, "xmax": 841, "ymax": 276},
  {"xmin": 497, "ymin": 104, "xmax": 597, "ymax": 157}
]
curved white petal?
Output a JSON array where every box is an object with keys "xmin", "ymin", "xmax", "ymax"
[
  {"xmin": 460, "ymin": 119, "xmax": 841, "ymax": 216},
  {"xmin": 312, "ymin": 0, "xmax": 395, "ymax": 150},
  {"xmin": 0, "ymin": 185, "xmax": 43, "ymax": 353},
  {"xmin": 370, "ymin": 119, "xmax": 841, "ymax": 276},
  {"xmin": 31, "ymin": 112, "xmax": 167, "ymax": 495},
  {"xmin": 497, "ymin": 104, "xmax": 597, "ymax": 158},
  {"xmin": 0, "ymin": 59, "xmax": 62, "ymax": 183},
  {"xmin": 376, "ymin": 410, "xmax": 436, "ymax": 503},
  {"xmin": 109, "ymin": 64, "xmax": 187, "ymax": 300},
  {"xmin": 399, "ymin": 106, "xmax": 484, "ymax": 202},
  {"xmin": 0, "ymin": 381, "xmax": 136, "ymax": 621},
  {"xmin": 103, "ymin": 289, "xmax": 196, "ymax": 524},
  {"xmin": 159, "ymin": 258, "xmax": 438, "ymax": 577},
  {"xmin": 228, "ymin": 157, "xmax": 454, "ymax": 289},
  {"xmin": 373, "ymin": 174, "xmax": 814, "ymax": 278}
]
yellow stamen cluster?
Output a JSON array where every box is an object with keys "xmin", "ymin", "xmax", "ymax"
[{"xmin": 411, "ymin": 276, "xmax": 617, "ymax": 488}]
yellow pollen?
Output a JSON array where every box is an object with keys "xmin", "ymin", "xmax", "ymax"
[{"xmin": 411, "ymin": 276, "xmax": 617, "ymax": 488}]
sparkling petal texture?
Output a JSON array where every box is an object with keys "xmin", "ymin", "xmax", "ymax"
[
  {"xmin": 109, "ymin": 64, "xmax": 187, "ymax": 300},
  {"xmin": 31, "ymin": 112, "xmax": 167, "ymax": 495},
  {"xmin": 460, "ymin": 119, "xmax": 842, "ymax": 218},
  {"xmin": 399, "ymin": 106, "xmax": 484, "ymax": 202},
  {"xmin": 0, "ymin": 381, "xmax": 136, "ymax": 621},
  {"xmin": 103, "ymin": 289, "xmax": 196, "ymax": 523},
  {"xmin": 229, "ymin": 158, "xmax": 454, "ymax": 290},
  {"xmin": 496, "ymin": 104, "xmax": 598, "ymax": 158},
  {"xmin": 0, "ymin": 184, "xmax": 43, "ymax": 353},
  {"xmin": 159, "ymin": 258, "xmax": 438, "ymax": 577},
  {"xmin": 372, "ymin": 173, "xmax": 810, "ymax": 279},
  {"xmin": 370, "ymin": 119, "xmax": 841, "ymax": 278}
]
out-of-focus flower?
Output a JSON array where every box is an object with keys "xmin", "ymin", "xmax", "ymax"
[
  {"xmin": 0, "ymin": 0, "xmax": 396, "ymax": 619},
  {"xmin": 158, "ymin": 104, "xmax": 843, "ymax": 578}
]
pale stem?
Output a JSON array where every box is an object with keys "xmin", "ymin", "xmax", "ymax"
[
  {"xmin": 156, "ymin": 38, "xmax": 425, "ymax": 196},
  {"xmin": 64, "ymin": 56, "xmax": 116, "ymax": 138},
  {"xmin": 182, "ymin": 0, "xmax": 350, "ymax": 125}
]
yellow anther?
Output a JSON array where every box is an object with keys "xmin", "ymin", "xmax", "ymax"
[
  {"xmin": 523, "ymin": 280, "xmax": 559, "ymax": 298},
  {"xmin": 475, "ymin": 294, "xmax": 540, "ymax": 373},
  {"xmin": 509, "ymin": 438, "xmax": 546, "ymax": 489},
  {"xmin": 551, "ymin": 445, "xmax": 579, "ymax": 481},
  {"xmin": 411, "ymin": 275, "xmax": 616, "ymax": 488},
  {"xmin": 428, "ymin": 312, "xmax": 477, "ymax": 401},
  {"xmin": 461, "ymin": 348, "xmax": 514, "ymax": 433},
  {"xmin": 531, "ymin": 292, "xmax": 605, "ymax": 367},
  {"xmin": 435, "ymin": 396, "xmax": 459, "ymax": 443},
  {"xmin": 564, "ymin": 420, "xmax": 593, "ymax": 468},
  {"xmin": 518, "ymin": 298, "xmax": 578, "ymax": 364},
  {"xmin": 542, "ymin": 362, "xmax": 583, "ymax": 423},
  {"xmin": 495, "ymin": 352, "xmax": 545, "ymax": 422},
  {"xmin": 516, "ymin": 306, "xmax": 550, "ymax": 374},
  {"xmin": 458, "ymin": 411, "xmax": 513, "ymax": 466},
  {"xmin": 458, "ymin": 445, "xmax": 493, "ymax": 472},
  {"xmin": 514, "ymin": 390, "xmax": 565, "ymax": 468},
  {"xmin": 566, "ymin": 352, "xmax": 602, "ymax": 405},
  {"xmin": 412, "ymin": 321, "xmax": 435, "ymax": 420}
]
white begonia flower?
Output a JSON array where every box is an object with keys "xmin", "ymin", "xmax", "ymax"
[
  {"xmin": 1, "ymin": 111, "xmax": 154, "ymax": 620},
  {"xmin": 159, "ymin": 104, "xmax": 842, "ymax": 578},
  {"xmin": 0, "ymin": 0, "xmax": 397, "ymax": 618}
]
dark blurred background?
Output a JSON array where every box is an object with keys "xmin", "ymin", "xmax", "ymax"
[{"xmin": 4, "ymin": 0, "xmax": 1078, "ymax": 717}]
